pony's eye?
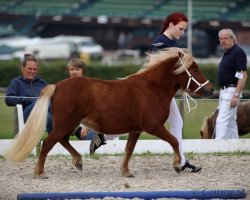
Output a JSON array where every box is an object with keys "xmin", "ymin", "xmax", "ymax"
[{"xmin": 193, "ymin": 68, "xmax": 199, "ymax": 73}]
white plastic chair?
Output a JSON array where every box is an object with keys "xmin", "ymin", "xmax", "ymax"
[
  {"xmin": 16, "ymin": 104, "xmax": 25, "ymax": 131},
  {"xmin": 16, "ymin": 104, "xmax": 42, "ymax": 156}
]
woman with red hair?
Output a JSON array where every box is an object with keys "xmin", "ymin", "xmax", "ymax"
[{"xmin": 151, "ymin": 12, "xmax": 202, "ymax": 173}]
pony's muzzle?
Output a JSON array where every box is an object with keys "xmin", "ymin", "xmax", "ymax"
[{"xmin": 200, "ymin": 87, "xmax": 214, "ymax": 98}]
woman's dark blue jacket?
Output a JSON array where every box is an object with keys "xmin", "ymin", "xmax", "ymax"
[{"xmin": 5, "ymin": 75, "xmax": 47, "ymax": 109}]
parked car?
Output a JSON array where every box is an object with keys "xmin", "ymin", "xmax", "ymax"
[
  {"xmin": 0, "ymin": 36, "xmax": 31, "ymax": 60},
  {"xmin": 0, "ymin": 35, "xmax": 103, "ymax": 60},
  {"xmin": 25, "ymin": 41, "xmax": 78, "ymax": 60},
  {"xmin": 53, "ymin": 35, "xmax": 104, "ymax": 59},
  {"xmin": 0, "ymin": 45, "xmax": 17, "ymax": 60}
]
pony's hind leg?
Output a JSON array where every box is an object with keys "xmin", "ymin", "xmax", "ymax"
[
  {"xmin": 33, "ymin": 129, "xmax": 65, "ymax": 179},
  {"xmin": 34, "ymin": 136, "xmax": 57, "ymax": 179},
  {"xmin": 59, "ymin": 135, "xmax": 82, "ymax": 171},
  {"xmin": 121, "ymin": 132, "xmax": 141, "ymax": 177}
]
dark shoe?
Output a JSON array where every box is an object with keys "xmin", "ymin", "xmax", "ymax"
[
  {"xmin": 90, "ymin": 134, "xmax": 106, "ymax": 155},
  {"xmin": 180, "ymin": 161, "xmax": 202, "ymax": 173},
  {"xmin": 73, "ymin": 126, "xmax": 86, "ymax": 140}
]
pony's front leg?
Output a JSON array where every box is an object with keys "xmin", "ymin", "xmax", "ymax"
[
  {"xmin": 121, "ymin": 132, "xmax": 141, "ymax": 177},
  {"xmin": 148, "ymin": 126, "xmax": 182, "ymax": 172},
  {"xmin": 33, "ymin": 134, "xmax": 60, "ymax": 179}
]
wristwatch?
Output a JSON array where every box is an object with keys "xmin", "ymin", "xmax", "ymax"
[{"xmin": 234, "ymin": 93, "xmax": 239, "ymax": 97}]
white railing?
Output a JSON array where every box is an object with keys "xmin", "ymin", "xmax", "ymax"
[{"xmin": 0, "ymin": 139, "xmax": 249, "ymax": 156}]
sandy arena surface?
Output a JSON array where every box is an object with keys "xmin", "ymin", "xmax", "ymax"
[{"xmin": 0, "ymin": 154, "xmax": 249, "ymax": 200}]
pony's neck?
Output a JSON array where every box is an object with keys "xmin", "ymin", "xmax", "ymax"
[{"xmin": 138, "ymin": 59, "xmax": 180, "ymax": 98}]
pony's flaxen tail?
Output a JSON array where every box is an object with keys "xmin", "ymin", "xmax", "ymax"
[{"xmin": 4, "ymin": 84, "xmax": 56, "ymax": 162}]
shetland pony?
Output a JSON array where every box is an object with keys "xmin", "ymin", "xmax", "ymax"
[
  {"xmin": 200, "ymin": 100, "xmax": 250, "ymax": 139},
  {"xmin": 4, "ymin": 48, "xmax": 214, "ymax": 178}
]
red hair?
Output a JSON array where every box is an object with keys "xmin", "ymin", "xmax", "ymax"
[{"xmin": 160, "ymin": 12, "xmax": 188, "ymax": 34}]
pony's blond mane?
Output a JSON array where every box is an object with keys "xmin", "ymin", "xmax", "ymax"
[{"xmin": 139, "ymin": 47, "xmax": 194, "ymax": 75}]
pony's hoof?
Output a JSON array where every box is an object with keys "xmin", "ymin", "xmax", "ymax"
[
  {"xmin": 75, "ymin": 162, "xmax": 82, "ymax": 171},
  {"xmin": 121, "ymin": 170, "xmax": 134, "ymax": 177},
  {"xmin": 33, "ymin": 173, "xmax": 48, "ymax": 179},
  {"xmin": 173, "ymin": 164, "xmax": 182, "ymax": 173}
]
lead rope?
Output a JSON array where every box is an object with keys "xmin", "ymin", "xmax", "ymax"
[
  {"xmin": 181, "ymin": 68, "xmax": 209, "ymax": 113},
  {"xmin": 181, "ymin": 91, "xmax": 197, "ymax": 113}
]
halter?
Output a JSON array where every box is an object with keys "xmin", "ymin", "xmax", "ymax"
[
  {"xmin": 181, "ymin": 67, "xmax": 210, "ymax": 113},
  {"xmin": 185, "ymin": 69, "xmax": 209, "ymax": 93}
]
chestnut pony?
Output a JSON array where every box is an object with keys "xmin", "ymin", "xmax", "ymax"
[
  {"xmin": 4, "ymin": 47, "xmax": 213, "ymax": 178},
  {"xmin": 200, "ymin": 100, "xmax": 250, "ymax": 139}
]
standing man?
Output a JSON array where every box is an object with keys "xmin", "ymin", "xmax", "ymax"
[{"xmin": 215, "ymin": 28, "xmax": 248, "ymax": 139}]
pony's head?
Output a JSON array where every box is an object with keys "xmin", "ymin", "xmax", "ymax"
[
  {"xmin": 144, "ymin": 47, "xmax": 214, "ymax": 98},
  {"xmin": 173, "ymin": 48, "xmax": 214, "ymax": 97}
]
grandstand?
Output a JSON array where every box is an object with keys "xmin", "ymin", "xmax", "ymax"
[
  {"xmin": 1, "ymin": 0, "xmax": 249, "ymax": 21},
  {"xmin": 0, "ymin": 0, "xmax": 249, "ymax": 57}
]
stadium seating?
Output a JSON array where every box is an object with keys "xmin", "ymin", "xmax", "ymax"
[
  {"xmin": 6, "ymin": 0, "xmax": 80, "ymax": 16},
  {"xmin": 1, "ymin": 0, "xmax": 249, "ymax": 22},
  {"xmin": 228, "ymin": 6, "xmax": 250, "ymax": 21},
  {"xmin": 145, "ymin": 1, "xmax": 187, "ymax": 19},
  {"xmin": 0, "ymin": 0, "xmax": 14, "ymax": 12},
  {"xmin": 73, "ymin": 0, "xmax": 250, "ymax": 22},
  {"xmin": 0, "ymin": 24, "xmax": 14, "ymax": 36},
  {"xmin": 76, "ymin": 0, "xmax": 156, "ymax": 18}
]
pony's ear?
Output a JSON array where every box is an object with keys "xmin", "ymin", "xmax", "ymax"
[
  {"xmin": 178, "ymin": 51, "xmax": 184, "ymax": 59},
  {"xmin": 178, "ymin": 51, "xmax": 183, "ymax": 58}
]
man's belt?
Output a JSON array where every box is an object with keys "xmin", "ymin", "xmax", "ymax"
[{"xmin": 220, "ymin": 84, "xmax": 237, "ymax": 89}]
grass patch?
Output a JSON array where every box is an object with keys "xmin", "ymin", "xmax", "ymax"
[{"xmin": 0, "ymin": 94, "xmax": 16, "ymax": 139}]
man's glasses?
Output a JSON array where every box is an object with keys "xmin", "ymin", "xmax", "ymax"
[{"xmin": 219, "ymin": 37, "xmax": 232, "ymax": 41}]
